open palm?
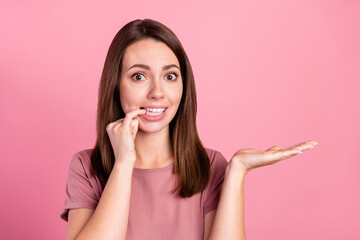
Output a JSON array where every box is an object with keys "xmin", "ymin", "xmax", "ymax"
[{"xmin": 230, "ymin": 140, "xmax": 318, "ymax": 174}]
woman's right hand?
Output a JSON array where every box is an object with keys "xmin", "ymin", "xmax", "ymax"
[{"xmin": 106, "ymin": 109, "xmax": 147, "ymax": 164}]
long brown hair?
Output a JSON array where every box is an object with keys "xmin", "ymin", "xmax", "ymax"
[{"xmin": 90, "ymin": 19, "xmax": 210, "ymax": 198}]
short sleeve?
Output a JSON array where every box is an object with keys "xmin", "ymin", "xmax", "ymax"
[
  {"xmin": 60, "ymin": 151, "xmax": 99, "ymax": 222},
  {"xmin": 203, "ymin": 151, "xmax": 228, "ymax": 216}
]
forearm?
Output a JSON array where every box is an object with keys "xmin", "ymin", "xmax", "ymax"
[
  {"xmin": 76, "ymin": 160, "xmax": 134, "ymax": 240},
  {"xmin": 208, "ymin": 162, "xmax": 246, "ymax": 240}
]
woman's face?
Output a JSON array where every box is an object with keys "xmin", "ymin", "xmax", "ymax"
[{"xmin": 119, "ymin": 39, "xmax": 183, "ymax": 133}]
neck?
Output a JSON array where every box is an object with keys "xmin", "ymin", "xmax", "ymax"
[{"xmin": 134, "ymin": 126, "xmax": 174, "ymax": 168}]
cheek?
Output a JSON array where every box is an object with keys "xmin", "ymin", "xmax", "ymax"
[
  {"xmin": 119, "ymin": 84, "xmax": 133, "ymax": 112},
  {"xmin": 120, "ymin": 87, "xmax": 146, "ymax": 112},
  {"xmin": 174, "ymin": 84, "xmax": 183, "ymax": 104},
  {"xmin": 177, "ymin": 90, "xmax": 183, "ymax": 104},
  {"xmin": 120, "ymin": 92, "xmax": 137, "ymax": 110},
  {"xmin": 168, "ymin": 91, "xmax": 183, "ymax": 109}
]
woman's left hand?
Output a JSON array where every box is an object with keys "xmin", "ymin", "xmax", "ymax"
[{"xmin": 229, "ymin": 140, "xmax": 318, "ymax": 174}]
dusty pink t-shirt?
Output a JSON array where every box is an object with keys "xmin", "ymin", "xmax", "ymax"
[{"xmin": 60, "ymin": 147, "xmax": 228, "ymax": 239}]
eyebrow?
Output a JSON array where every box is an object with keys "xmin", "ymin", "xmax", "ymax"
[{"xmin": 127, "ymin": 64, "xmax": 180, "ymax": 71}]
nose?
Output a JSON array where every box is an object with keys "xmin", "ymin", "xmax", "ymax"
[{"xmin": 148, "ymin": 78, "xmax": 164, "ymax": 100}]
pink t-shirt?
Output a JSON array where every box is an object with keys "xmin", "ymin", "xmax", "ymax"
[{"xmin": 60, "ymin": 147, "xmax": 228, "ymax": 239}]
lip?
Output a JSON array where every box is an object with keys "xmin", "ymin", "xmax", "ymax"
[
  {"xmin": 140, "ymin": 108, "xmax": 167, "ymax": 121},
  {"xmin": 140, "ymin": 105, "xmax": 167, "ymax": 109}
]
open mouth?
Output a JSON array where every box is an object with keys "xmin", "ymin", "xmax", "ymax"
[{"xmin": 140, "ymin": 107, "xmax": 167, "ymax": 116}]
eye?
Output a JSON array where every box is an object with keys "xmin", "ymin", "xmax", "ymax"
[
  {"xmin": 131, "ymin": 73, "xmax": 146, "ymax": 81},
  {"xmin": 165, "ymin": 72, "xmax": 178, "ymax": 81}
]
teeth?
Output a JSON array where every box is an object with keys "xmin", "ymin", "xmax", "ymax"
[
  {"xmin": 144, "ymin": 108, "xmax": 165, "ymax": 112},
  {"xmin": 144, "ymin": 108, "xmax": 166, "ymax": 116}
]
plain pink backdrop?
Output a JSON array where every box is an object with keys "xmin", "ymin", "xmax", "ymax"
[{"xmin": 1, "ymin": 0, "xmax": 359, "ymax": 239}]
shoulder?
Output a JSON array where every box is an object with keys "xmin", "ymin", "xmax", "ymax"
[
  {"xmin": 202, "ymin": 147, "xmax": 229, "ymax": 206},
  {"xmin": 67, "ymin": 148, "xmax": 103, "ymax": 193},
  {"xmin": 204, "ymin": 147, "xmax": 228, "ymax": 168},
  {"xmin": 203, "ymin": 147, "xmax": 229, "ymax": 181},
  {"xmin": 69, "ymin": 148, "xmax": 94, "ymax": 175}
]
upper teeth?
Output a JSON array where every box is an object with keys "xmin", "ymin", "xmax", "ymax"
[{"xmin": 144, "ymin": 108, "xmax": 165, "ymax": 112}]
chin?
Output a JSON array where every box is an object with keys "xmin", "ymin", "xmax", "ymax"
[{"xmin": 138, "ymin": 123, "xmax": 169, "ymax": 134}]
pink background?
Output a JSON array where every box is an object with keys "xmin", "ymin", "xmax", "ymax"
[{"xmin": 1, "ymin": 0, "xmax": 359, "ymax": 239}]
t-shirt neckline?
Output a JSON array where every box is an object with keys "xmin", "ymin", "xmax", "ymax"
[{"xmin": 132, "ymin": 162, "xmax": 174, "ymax": 174}]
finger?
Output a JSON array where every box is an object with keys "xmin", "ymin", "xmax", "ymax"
[
  {"xmin": 106, "ymin": 118, "xmax": 125, "ymax": 131},
  {"xmin": 122, "ymin": 109, "xmax": 147, "ymax": 127},
  {"xmin": 282, "ymin": 140, "xmax": 318, "ymax": 152},
  {"xmin": 281, "ymin": 142, "xmax": 303, "ymax": 151},
  {"xmin": 236, "ymin": 148, "xmax": 259, "ymax": 153},
  {"xmin": 266, "ymin": 145, "xmax": 281, "ymax": 152},
  {"xmin": 112, "ymin": 118, "xmax": 125, "ymax": 126},
  {"xmin": 301, "ymin": 140, "xmax": 318, "ymax": 150},
  {"xmin": 131, "ymin": 119, "xmax": 139, "ymax": 137},
  {"xmin": 263, "ymin": 147, "xmax": 302, "ymax": 162},
  {"xmin": 130, "ymin": 118, "xmax": 138, "ymax": 128}
]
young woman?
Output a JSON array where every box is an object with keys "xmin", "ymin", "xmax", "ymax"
[{"xmin": 60, "ymin": 19, "xmax": 317, "ymax": 240}]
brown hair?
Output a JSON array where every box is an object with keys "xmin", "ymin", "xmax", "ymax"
[{"xmin": 90, "ymin": 19, "xmax": 210, "ymax": 198}]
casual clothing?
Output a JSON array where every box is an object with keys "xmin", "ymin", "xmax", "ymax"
[{"xmin": 60, "ymin": 147, "xmax": 228, "ymax": 239}]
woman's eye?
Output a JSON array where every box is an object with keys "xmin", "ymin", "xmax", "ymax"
[
  {"xmin": 165, "ymin": 73, "xmax": 178, "ymax": 81},
  {"xmin": 131, "ymin": 73, "xmax": 146, "ymax": 81}
]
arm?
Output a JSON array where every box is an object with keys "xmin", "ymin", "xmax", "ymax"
[
  {"xmin": 207, "ymin": 162, "xmax": 246, "ymax": 240},
  {"xmin": 203, "ymin": 210, "xmax": 216, "ymax": 240},
  {"xmin": 206, "ymin": 140, "xmax": 317, "ymax": 240},
  {"xmin": 68, "ymin": 160, "xmax": 134, "ymax": 240},
  {"xmin": 66, "ymin": 109, "xmax": 146, "ymax": 240}
]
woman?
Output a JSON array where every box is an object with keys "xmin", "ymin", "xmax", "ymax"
[{"xmin": 60, "ymin": 19, "xmax": 317, "ymax": 240}]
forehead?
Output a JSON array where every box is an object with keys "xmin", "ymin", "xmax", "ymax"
[{"xmin": 122, "ymin": 39, "xmax": 179, "ymax": 68}]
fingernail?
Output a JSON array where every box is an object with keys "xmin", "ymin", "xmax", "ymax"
[
  {"xmin": 314, "ymin": 142, "xmax": 318, "ymax": 145},
  {"xmin": 297, "ymin": 151, "xmax": 303, "ymax": 154}
]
